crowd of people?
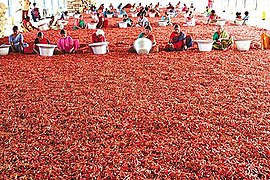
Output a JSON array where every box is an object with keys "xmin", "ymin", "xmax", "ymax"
[{"xmin": 5, "ymin": 1, "xmax": 270, "ymax": 55}]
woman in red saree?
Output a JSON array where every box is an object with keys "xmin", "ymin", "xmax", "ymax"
[
  {"xmin": 33, "ymin": 31, "xmax": 50, "ymax": 54},
  {"xmin": 165, "ymin": 24, "xmax": 193, "ymax": 51}
]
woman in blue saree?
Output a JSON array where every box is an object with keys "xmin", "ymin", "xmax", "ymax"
[{"xmin": 9, "ymin": 26, "xmax": 28, "ymax": 53}]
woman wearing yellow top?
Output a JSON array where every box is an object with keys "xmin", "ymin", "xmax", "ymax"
[{"xmin": 21, "ymin": 0, "xmax": 30, "ymax": 21}]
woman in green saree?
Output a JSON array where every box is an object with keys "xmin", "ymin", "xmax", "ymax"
[{"xmin": 212, "ymin": 26, "xmax": 233, "ymax": 50}]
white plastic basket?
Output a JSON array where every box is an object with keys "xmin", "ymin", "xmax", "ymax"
[
  {"xmin": 87, "ymin": 23, "xmax": 97, "ymax": 29},
  {"xmin": 107, "ymin": 14, "xmax": 113, "ymax": 18},
  {"xmin": 149, "ymin": 13, "xmax": 155, "ymax": 18},
  {"xmin": 119, "ymin": 22, "xmax": 127, "ymax": 28},
  {"xmin": 235, "ymin": 39, "xmax": 251, "ymax": 51},
  {"xmin": 74, "ymin": 14, "xmax": 80, "ymax": 19},
  {"xmin": 89, "ymin": 42, "xmax": 109, "ymax": 54},
  {"xmin": 216, "ymin": 20, "xmax": 226, "ymax": 26},
  {"xmin": 235, "ymin": 19, "xmax": 244, "ymax": 25},
  {"xmin": 133, "ymin": 38, "xmax": 152, "ymax": 54},
  {"xmin": 37, "ymin": 44, "xmax": 57, "ymax": 56},
  {"xmin": 195, "ymin": 40, "xmax": 214, "ymax": 52},
  {"xmin": 158, "ymin": 21, "xmax": 167, "ymax": 27},
  {"xmin": 0, "ymin": 45, "xmax": 11, "ymax": 55},
  {"xmin": 118, "ymin": 14, "xmax": 124, "ymax": 18},
  {"xmin": 131, "ymin": 13, "xmax": 137, "ymax": 17}
]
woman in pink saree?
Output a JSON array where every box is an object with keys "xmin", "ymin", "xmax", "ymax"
[{"xmin": 57, "ymin": 29, "xmax": 80, "ymax": 53}]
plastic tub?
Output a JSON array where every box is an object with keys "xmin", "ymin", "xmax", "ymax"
[
  {"xmin": 158, "ymin": 21, "xmax": 167, "ymax": 27},
  {"xmin": 36, "ymin": 44, "xmax": 57, "ymax": 56},
  {"xmin": 118, "ymin": 14, "xmax": 124, "ymax": 18},
  {"xmin": 107, "ymin": 14, "xmax": 113, "ymax": 18},
  {"xmin": 235, "ymin": 19, "xmax": 244, "ymax": 25},
  {"xmin": 74, "ymin": 14, "xmax": 80, "ymax": 19},
  {"xmin": 89, "ymin": 42, "xmax": 109, "ymax": 54},
  {"xmin": 133, "ymin": 38, "xmax": 152, "ymax": 54},
  {"xmin": 131, "ymin": 13, "xmax": 137, "ymax": 17},
  {"xmin": 235, "ymin": 39, "xmax": 251, "ymax": 51},
  {"xmin": 0, "ymin": 45, "xmax": 11, "ymax": 55},
  {"xmin": 119, "ymin": 22, "xmax": 127, "ymax": 28},
  {"xmin": 149, "ymin": 13, "xmax": 155, "ymax": 18},
  {"xmin": 216, "ymin": 19, "xmax": 226, "ymax": 26},
  {"xmin": 195, "ymin": 40, "xmax": 214, "ymax": 52},
  {"xmin": 87, "ymin": 23, "xmax": 97, "ymax": 29}
]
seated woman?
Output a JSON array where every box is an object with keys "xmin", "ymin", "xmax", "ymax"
[
  {"xmin": 161, "ymin": 12, "xmax": 172, "ymax": 26},
  {"xmin": 208, "ymin": 10, "xmax": 218, "ymax": 24},
  {"xmin": 57, "ymin": 29, "xmax": 79, "ymax": 53},
  {"xmin": 91, "ymin": 29, "xmax": 109, "ymax": 52},
  {"xmin": 98, "ymin": 3, "xmax": 105, "ymax": 13},
  {"xmin": 154, "ymin": 2, "xmax": 160, "ymax": 11},
  {"xmin": 104, "ymin": 8, "xmax": 112, "ymax": 17},
  {"xmin": 33, "ymin": 31, "xmax": 50, "ymax": 54},
  {"xmin": 165, "ymin": 24, "xmax": 193, "ymax": 51},
  {"xmin": 148, "ymin": 5, "xmax": 160, "ymax": 17},
  {"xmin": 212, "ymin": 26, "xmax": 233, "ymax": 50},
  {"xmin": 123, "ymin": 3, "xmax": 132, "ymax": 9},
  {"xmin": 92, "ymin": 29, "xmax": 106, "ymax": 43},
  {"xmin": 176, "ymin": 1, "xmax": 181, "ymax": 9},
  {"xmin": 22, "ymin": 16, "xmax": 39, "ymax": 32},
  {"xmin": 109, "ymin": 3, "xmax": 114, "ymax": 11},
  {"xmin": 243, "ymin": 11, "xmax": 249, "ymax": 25},
  {"xmin": 167, "ymin": 2, "xmax": 174, "ymax": 10},
  {"xmin": 129, "ymin": 25, "xmax": 158, "ymax": 53},
  {"xmin": 137, "ymin": 7, "xmax": 147, "ymax": 17},
  {"xmin": 9, "ymin": 26, "xmax": 28, "ymax": 53},
  {"xmin": 190, "ymin": 3, "xmax": 196, "ymax": 12},
  {"xmin": 117, "ymin": 3, "xmax": 123, "ymax": 11},
  {"xmin": 136, "ymin": 14, "xmax": 149, "ymax": 27},
  {"xmin": 182, "ymin": 4, "xmax": 188, "ymax": 12},
  {"xmin": 235, "ymin": 12, "xmax": 242, "ymax": 20},
  {"xmin": 185, "ymin": 12, "xmax": 195, "ymax": 26},
  {"xmin": 123, "ymin": 14, "xmax": 133, "ymax": 27},
  {"xmin": 204, "ymin": 6, "xmax": 211, "ymax": 17},
  {"xmin": 130, "ymin": 3, "xmax": 136, "ymax": 13},
  {"xmin": 234, "ymin": 12, "xmax": 242, "ymax": 24},
  {"xmin": 73, "ymin": 15, "xmax": 86, "ymax": 30}
]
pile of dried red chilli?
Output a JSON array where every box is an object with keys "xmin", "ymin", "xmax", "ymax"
[{"xmin": 0, "ymin": 14, "xmax": 269, "ymax": 179}]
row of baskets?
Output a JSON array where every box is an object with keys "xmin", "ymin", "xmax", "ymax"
[
  {"xmin": 0, "ymin": 39, "xmax": 252, "ymax": 57},
  {"xmin": 196, "ymin": 39, "xmax": 252, "ymax": 51},
  {"xmin": 0, "ymin": 43, "xmax": 109, "ymax": 56}
]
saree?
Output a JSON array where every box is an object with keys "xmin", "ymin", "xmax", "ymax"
[
  {"xmin": 261, "ymin": 33, "xmax": 270, "ymax": 49},
  {"xmin": 169, "ymin": 32, "xmax": 192, "ymax": 50},
  {"xmin": 9, "ymin": 33, "xmax": 28, "ymax": 53},
  {"xmin": 212, "ymin": 30, "xmax": 233, "ymax": 50},
  {"xmin": 57, "ymin": 36, "xmax": 79, "ymax": 53}
]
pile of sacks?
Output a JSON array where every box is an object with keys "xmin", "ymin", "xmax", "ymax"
[{"xmin": 0, "ymin": 3, "xmax": 8, "ymax": 38}]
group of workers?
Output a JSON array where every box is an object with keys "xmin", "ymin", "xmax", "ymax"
[{"xmin": 6, "ymin": 2, "xmax": 270, "ymax": 55}]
